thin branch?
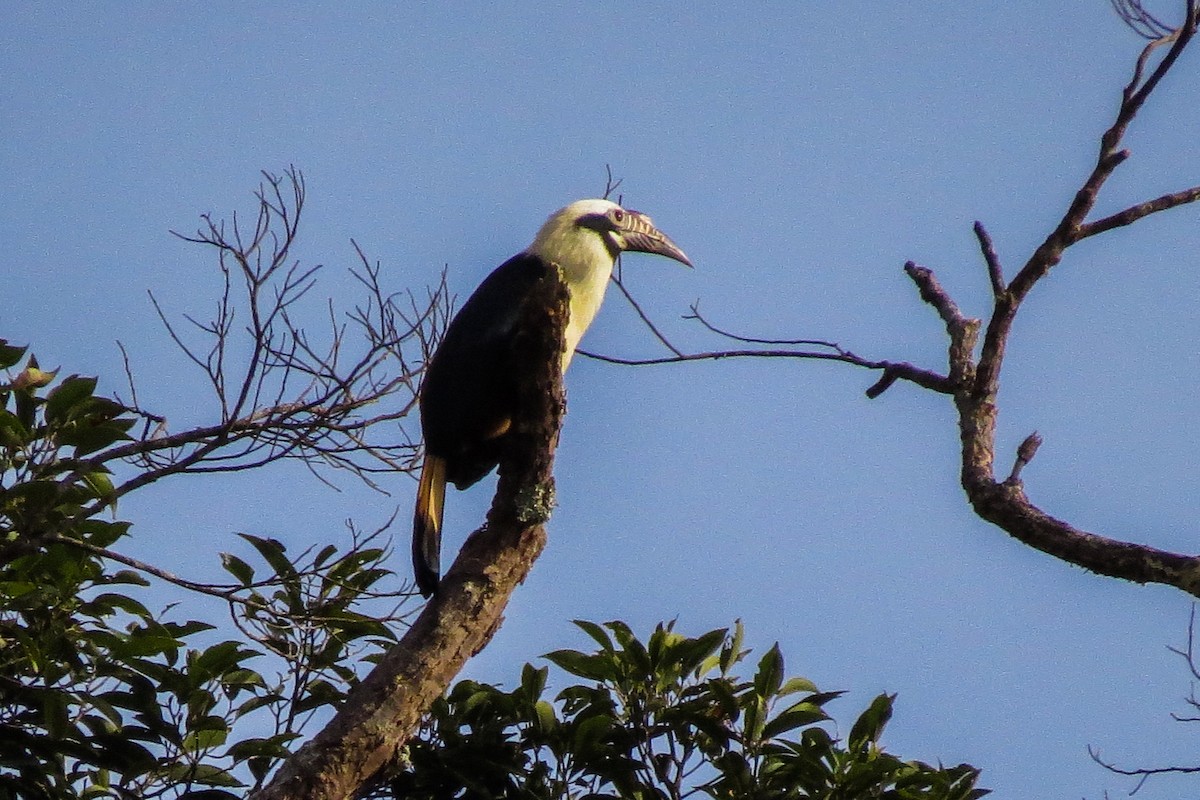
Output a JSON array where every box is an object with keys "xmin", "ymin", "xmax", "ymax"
[
  {"xmin": 1079, "ymin": 184, "xmax": 1200, "ymax": 240},
  {"xmin": 1004, "ymin": 432, "xmax": 1043, "ymax": 485},
  {"xmin": 582, "ymin": 347, "xmax": 954, "ymax": 396},
  {"xmin": 580, "ymin": 4, "xmax": 1200, "ymax": 605},
  {"xmin": 977, "ymin": 3, "xmax": 1198, "ymax": 401},
  {"xmin": 116, "ymin": 169, "xmax": 438, "ymax": 498},
  {"xmin": 685, "ymin": 302, "xmax": 844, "ymax": 349},
  {"xmin": 973, "ymin": 221, "xmax": 1006, "ymax": 297},
  {"xmin": 46, "ymin": 532, "xmax": 245, "ymax": 602},
  {"xmin": 1089, "ymin": 744, "xmax": 1200, "ymax": 791},
  {"xmin": 610, "ymin": 271, "xmax": 684, "ymax": 357},
  {"xmin": 602, "ymin": 164, "xmax": 624, "ymax": 201},
  {"xmin": 1113, "ymin": 0, "xmax": 1176, "ymax": 39},
  {"xmin": 1167, "ymin": 605, "xmax": 1200, "ymax": 682}
]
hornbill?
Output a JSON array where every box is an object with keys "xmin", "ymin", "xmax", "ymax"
[{"xmin": 412, "ymin": 198, "xmax": 691, "ymax": 597}]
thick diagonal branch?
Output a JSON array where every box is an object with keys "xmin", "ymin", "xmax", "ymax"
[
  {"xmin": 250, "ymin": 268, "xmax": 569, "ymax": 800},
  {"xmin": 902, "ymin": 255, "xmax": 1200, "ymax": 597}
]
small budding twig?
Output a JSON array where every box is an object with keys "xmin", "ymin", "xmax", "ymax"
[{"xmin": 1006, "ymin": 432, "xmax": 1043, "ymax": 485}]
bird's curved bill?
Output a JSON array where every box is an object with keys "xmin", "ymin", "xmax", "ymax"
[{"xmin": 622, "ymin": 213, "xmax": 693, "ymax": 267}]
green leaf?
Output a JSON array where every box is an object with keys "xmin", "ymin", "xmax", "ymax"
[
  {"xmin": 81, "ymin": 470, "xmax": 115, "ymax": 501},
  {"xmin": 753, "ymin": 643, "xmax": 784, "ymax": 698},
  {"xmin": 0, "ymin": 408, "xmax": 29, "ymax": 447},
  {"xmin": 239, "ymin": 533, "xmax": 297, "ymax": 581},
  {"xmin": 761, "ymin": 702, "xmax": 830, "ymax": 739},
  {"xmin": 78, "ymin": 519, "xmax": 132, "ymax": 548},
  {"xmin": 225, "ymin": 735, "xmax": 294, "ymax": 762},
  {"xmin": 109, "ymin": 628, "xmax": 186, "ymax": 659},
  {"xmin": 544, "ymin": 649, "xmax": 614, "ymax": 683},
  {"xmin": 720, "ymin": 619, "xmax": 746, "ymax": 674},
  {"xmin": 183, "ymin": 725, "xmax": 229, "ymax": 753},
  {"xmin": 80, "ymin": 592, "xmax": 151, "ymax": 619},
  {"xmin": 675, "ymin": 627, "xmax": 728, "ymax": 677},
  {"xmin": 220, "ymin": 553, "xmax": 255, "ymax": 585},
  {"xmin": 573, "ymin": 619, "xmax": 614, "ymax": 652},
  {"xmin": 605, "ymin": 620, "xmax": 637, "ymax": 650},
  {"xmin": 520, "ymin": 662, "xmax": 547, "ymax": 701},
  {"xmin": 1, "ymin": 478, "xmax": 60, "ymax": 513},
  {"xmin": 161, "ymin": 619, "xmax": 217, "ymax": 637},
  {"xmin": 0, "ymin": 339, "xmax": 28, "ymax": 370},
  {"xmin": 607, "ymin": 620, "xmax": 650, "ymax": 677},
  {"xmin": 90, "ymin": 732, "xmax": 158, "ymax": 772},
  {"xmin": 573, "ymin": 713, "xmax": 612, "ymax": 754},
  {"xmin": 235, "ymin": 693, "xmax": 283, "ymax": 717},
  {"xmin": 166, "ymin": 762, "xmax": 243, "ymax": 787},
  {"xmin": 533, "ymin": 700, "xmax": 557, "ymax": 733},
  {"xmin": 647, "ymin": 622, "xmax": 680, "ymax": 671},
  {"xmin": 221, "ymin": 668, "xmax": 266, "ymax": 689},
  {"xmin": 294, "ymin": 678, "xmax": 345, "ymax": 713},
  {"xmin": 742, "ymin": 695, "xmax": 767, "ymax": 744},
  {"xmin": 192, "ymin": 641, "xmax": 256, "ymax": 679},
  {"xmin": 848, "ymin": 693, "xmax": 895, "ymax": 752},
  {"xmin": 778, "ymin": 676, "xmax": 819, "ymax": 697},
  {"xmin": 107, "ymin": 569, "xmax": 151, "ymax": 587},
  {"xmin": 58, "ymin": 421, "xmax": 133, "ymax": 456},
  {"xmin": 311, "ymin": 543, "xmax": 339, "ymax": 568},
  {"xmin": 45, "ymin": 375, "xmax": 98, "ymax": 425}
]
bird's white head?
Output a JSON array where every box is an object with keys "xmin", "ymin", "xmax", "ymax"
[
  {"xmin": 527, "ymin": 198, "xmax": 691, "ymax": 369},
  {"xmin": 528, "ymin": 198, "xmax": 692, "ymax": 279}
]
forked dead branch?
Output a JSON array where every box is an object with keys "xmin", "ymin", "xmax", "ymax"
[{"xmin": 589, "ymin": 1, "xmax": 1200, "ymax": 599}]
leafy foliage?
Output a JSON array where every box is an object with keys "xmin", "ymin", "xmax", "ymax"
[
  {"xmin": 0, "ymin": 347, "xmax": 403, "ymax": 799},
  {"xmin": 390, "ymin": 620, "xmax": 987, "ymax": 800},
  {"xmin": 2, "ymin": 343, "xmax": 986, "ymax": 800}
]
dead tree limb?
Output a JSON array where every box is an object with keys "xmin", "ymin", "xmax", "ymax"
[{"xmin": 588, "ymin": 3, "xmax": 1200, "ymax": 598}]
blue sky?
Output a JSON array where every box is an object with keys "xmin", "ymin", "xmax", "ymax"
[{"xmin": 5, "ymin": 3, "xmax": 1200, "ymax": 797}]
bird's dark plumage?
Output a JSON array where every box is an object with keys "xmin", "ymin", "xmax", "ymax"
[
  {"xmin": 413, "ymin": 199, "xmax": 690, "ymax": 597},
  {"xmin": 420, "ymin": 254, "xmax": 549, "ymax": 488}
]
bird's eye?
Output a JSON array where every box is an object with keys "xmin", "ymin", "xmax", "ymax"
[{"xmin": 612, "ymin": 209, "xmax": 624, "ymax": 223}]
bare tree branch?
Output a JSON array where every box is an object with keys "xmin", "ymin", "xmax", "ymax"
[
  {"xmin": 99, "ymin": 168, "xmax": 440, "ymax": 509},
  {"xmin": 1079, "ymin": 184, "xmax": 1200, "ymax": 239},
  {"xmin": 1113, "ymin": 0, "xmax": 1177, "ymax": 38},
  {"xmin": 582, "ymin": 293, "xmax": 956, "ymax": 398},
  {"xmin": 1088, "ymin": 607, "xmax": 1200, "ymax": 791},
  {"xmin": 1089, "ymin": 744, "xmax": 1200, "ymax": 794},
  {"xmin": 587, "ymin": 4, "xmax": 1200, "ymax": 600}
]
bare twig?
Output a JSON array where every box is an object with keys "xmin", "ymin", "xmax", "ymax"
[
  {"xmin": 685, "ymin": 302, "xmax": 845, "ymax": 349},
  {"xmin": 583, "ymin": 290, "xmax": 955, "ymax": 398},
  {"xmin": 45, "ymin": 532, "xmax": 244, "ymax": 601},
  {"xmin": 1079, "ymin": 184, "xmax": 1200, "ymax": 239},
  {"xmin": 1089, "ymin": 745, "xmax": 1200, "ymax": 793},
  {"xmin": 1005, "ymin": 432, "xmax": 1043, "ymax": 485},
  {"xmin": 610, "ymin": 272, "xmax": 684, "ymax": 357},
  {"xmin": 973, "ymin": 221, "xmax": 1006, "ymax": 297},
  {"xmin": 1113, "ymin": 0, "xmax": 1176, "ymax": 39},
  {"xmin": 602, "ymin": 164, "xmax": 624, "ymax": 201},
  {"xmin": 110, "ymin": 168, "xmax": 440, "ymax": 503}
]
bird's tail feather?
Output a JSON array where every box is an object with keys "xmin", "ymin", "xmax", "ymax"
[{"xmin": 413, "ymin": 453, "xmax": 447, "ymax": 598}]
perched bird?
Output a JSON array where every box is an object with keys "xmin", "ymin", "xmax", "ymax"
[{"xmin": 413, "ymin": 198, "xmax": 691, "ymax": 597}]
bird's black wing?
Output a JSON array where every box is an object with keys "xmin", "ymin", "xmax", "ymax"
[{"xmin": 419, "ymin": 253, "xmax": 550, "ymax": 488}]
